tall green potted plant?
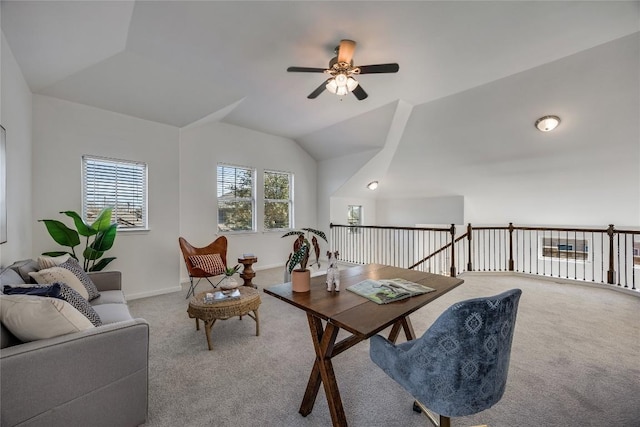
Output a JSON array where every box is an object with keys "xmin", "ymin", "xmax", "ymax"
[
  {"xmin": 39, "ymin": 207, "xmax": 118, "ymax": 271},
  {"xmin": 282, "ymin": 227, "xmax": 327, "ymax": 292}
]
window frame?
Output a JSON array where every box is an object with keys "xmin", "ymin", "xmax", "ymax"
[
  {"xmin": 216, "ymin": 163, "xmax": 256, "ymax": 233},
  {"xmin": 263, "ymin": 169, "xmax": 294, "ymax": 232},
  {"xmin": 347, "ymin": 205, "xmax": 362, "ymax": 233},
  {"xmin": 82, "ymin": 155, "xmax": 149, "ymax": 231}
]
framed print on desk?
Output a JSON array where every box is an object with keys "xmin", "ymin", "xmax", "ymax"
[{"xmin": 0, "ymin": 125, "xmax": 6, "ymax": 244}]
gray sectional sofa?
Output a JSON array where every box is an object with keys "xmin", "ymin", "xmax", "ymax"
[{"xmin": 0, "ymin": 259, "xmax": 149, "ymax": 427}]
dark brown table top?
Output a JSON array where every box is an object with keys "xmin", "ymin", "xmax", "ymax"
[{"xmin": 264, "ymin": 264, "xmax": 464, "ymax": 338}]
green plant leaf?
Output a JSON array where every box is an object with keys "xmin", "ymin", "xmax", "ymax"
[
  {"xmin": 90, "ymin": 224, "xmax": 117, "ymax": 252},
  {"xmin": 61, "ymin": 211, "xmax": 97, "ymax": 237},
  {"xmin": 90, "ymin": 207, "xmax": 114, "ymax": 232},
  {"xmin": 281, "ymin": 231, "xmax": 304, "ymax": 239},
  {"xmin": 83, "ymin": 246, "xmax": 104, "ymax": 261},
  {"xmin": 42, "ymin": 251, "xmax": 72, "ymax": 257},
  {"xmin": 288, "ymin": 245, "xmax": 308, "ymax": 273},
  {"xmin": 39, "ymin": 219, "xmax": 80, "ymax": 247},
  {"xmin": 89, "ymin": 257, "xmax": 116, "ymax": 272}
]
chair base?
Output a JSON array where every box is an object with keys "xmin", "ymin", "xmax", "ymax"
[
  {"xmin": 412, "ymin": 400, "xmax": 451, "ymax": 427},
  {"xmin": 185, "ymin": 276, "xmax": 219, "ymax": 299}
]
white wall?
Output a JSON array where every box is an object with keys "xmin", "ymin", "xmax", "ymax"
[
  {"xmin": 382, "ymin": 34, "xmax": 640, "ymax": 227},
  {"xmin": 0, "ymin": 33, "xmax": 32, "ymax": 267},
  {"xmin": 318, "ymin": 149, "xmax": 379, "ymax": 238},
  {"xmin": 179, "ymin": 121, "xmax": 317, "ymax": 282},
  {"xmin": 376, "ymin": 195, "xmax": 464, "ymax": 226},
  {"xmin": 32, "ymin": 95, "xmax": 180, "ymax": 299},
  {"xmin": 330, "ymin": 197, "xmax": 377, "ymax": 226}
]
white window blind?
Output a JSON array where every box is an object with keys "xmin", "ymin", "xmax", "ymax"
[
  {"xmin": 217, "ymin": 164, "xmax": 255, "ymax": 232},
  {"xmin": 82, "ymin": 156, "xmax": 148, "ymax": 229}
]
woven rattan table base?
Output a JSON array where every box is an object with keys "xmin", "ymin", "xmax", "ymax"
[{"xmin": 187, "ymin": 287, "xmax": 261, "ymax": 350}]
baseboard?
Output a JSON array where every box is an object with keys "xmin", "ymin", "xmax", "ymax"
[{"xmin": 126, "ymin": 286, "xmax": 182, "ymax": 301}]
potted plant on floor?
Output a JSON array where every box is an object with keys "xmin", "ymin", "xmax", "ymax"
[
  {"xmin": 282, "ymin": 228, "xmax": 327, "ymax": 292},
  {"xmin": 39, "ymin": 207, "xmax": 118, "ymax": 271}
]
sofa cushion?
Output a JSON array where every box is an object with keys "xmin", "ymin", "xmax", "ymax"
[
  {"xmin": 7, "ymin": 259, "xmax": 39, "ymax": 284},
  {"xmin": 90, "ymin": 290, "xmax": 126, "ymax": 305},
  {"xmin": 29, "ymin": 267, "xmax": 89, "ymax": 300},
  {"xmin": 0, "ymin": 295, "xmax": 94, "ymax": 342},
  {"xmin": 92, "ymin": 303, "xmax": 133, "ymax": 325},
  {"xmin": 189, "ymin": 253, "xmax": 225, "ymax": 275},
  {"xmin": 37, "ymin": 253, "xmax": 71, "ymax": 269},
  {"xmin": 0, "ymin": 268, "xmax": 26, "ymax": 287},
  {"xmin": 2, "ymin": 284, "xmax": 59, "ymax": 297},
  {"xmin": 2, "ymin": 283, "xmax": 103, "ymax": 327},
  {"xmin": 58, "ymin": 257, "xmax": 100, "ymax": 301}
]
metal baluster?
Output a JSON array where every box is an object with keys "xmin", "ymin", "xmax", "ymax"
[{"xmin": 624, "ymin": 233, "xmax": 628, "ymax": 288}]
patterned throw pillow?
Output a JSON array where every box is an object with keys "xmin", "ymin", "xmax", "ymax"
[
  {"xmin": 29, "ymin": 267, "xmax": 89, "ymax": 300},
  {"xmin": 58, "ymin": 258, "xmax": 101, "ymax": 301},
  {"xmin": 37, "ymin": 253, "xmax": 71, "ymax": 269},
  {"xmin": 56, "ymin": 283, "xmax": 102, "ymax": 327},
  {"xmin": 189, "ymin": 254, "xmax": 225, "ymax": 275}
]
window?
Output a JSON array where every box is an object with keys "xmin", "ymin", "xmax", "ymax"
[
  {"xmin": 347, "ymin": 205, "xmax": 362, "ymax": 233},
  {"xmin": 82, "ymin": 155, "xmax": 148, "ymax": 229},
  {"xmin": 217, "ymin": 164, "xmax": 255, "ymax": 232},
  {"xmin": 264, "ymin": 170, "xmax": 293, "ymax": 230}
]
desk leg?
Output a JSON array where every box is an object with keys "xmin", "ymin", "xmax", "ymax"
[
  {"xmin": 388, "ymin": 316, "xmax": 416, "ymax": 343},
  {"xmin": 299, "ymin": 314, "xmax": 348, "ymax": 427}
]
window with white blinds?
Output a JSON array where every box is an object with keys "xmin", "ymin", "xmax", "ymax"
[
  {"xmin": 217, "ymin": 164, "xmax": 255, "ymax": 232},
  {"xmin": 82, "ymin": 156, "xmax": 148, "ymax": 230}
]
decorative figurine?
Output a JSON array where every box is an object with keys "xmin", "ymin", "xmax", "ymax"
[{"xmin": 326, "ymin": 251, "xmax": 340, "ymax": 292}]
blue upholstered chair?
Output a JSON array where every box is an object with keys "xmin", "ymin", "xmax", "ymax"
[{"xmin": 370, "ymin": 289, "xmax": 522, "ymax": 427}]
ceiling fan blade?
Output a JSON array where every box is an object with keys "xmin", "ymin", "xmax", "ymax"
[
  {"xmin": 352, "ymin": 85, "xmax": 368, "ymax": 100},
  {"xmin": 287, "ymin": 66, "xmax": 327, "ymax": 73},
  {"xmin": 337, "ymin": 39, "xmax": 356, "ymax": 64},
  {"xmin": 308, "ymin": 79, "xmax": 330, "ymax": 99},
  {"xmin": 357, "ymin": 63, "xmax": 400, "ymax": 74}
]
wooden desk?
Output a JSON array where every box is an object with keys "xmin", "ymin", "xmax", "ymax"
[{"xmin": 263, "ymin": 264, "xmax": 464, "ymax": 427}]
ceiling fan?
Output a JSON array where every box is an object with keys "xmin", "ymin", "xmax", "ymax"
[{"xmin": 287, "ymin": 39, "xmax": 399, "ymax": 100}]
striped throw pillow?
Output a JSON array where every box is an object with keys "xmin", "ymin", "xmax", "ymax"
[{"xmin": 189, "ymin": 254, "xmax": 225, "ymax": 276}]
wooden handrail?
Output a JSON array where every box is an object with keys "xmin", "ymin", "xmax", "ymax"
[
  {"xmin": 330, "ymin": 222, "xmax": 639, "ymax": 290},
  {"xmin": 408, "ymin": 231, "xmax": 468, "ymax": 270}
]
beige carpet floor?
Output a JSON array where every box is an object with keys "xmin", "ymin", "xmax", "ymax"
[{"xmin": 128, "ymin": 268, "xmax": 640, "ymax": 427}]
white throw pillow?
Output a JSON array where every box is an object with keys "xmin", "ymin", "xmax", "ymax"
[
  {"xmin": 37, "ymin": 254, "xmax": 71, "ymax": 269},
  {"xmin": 29, "ymin": 267, "xmax": 89, "ymax": 300},
  {"xmin": 0, "ymin": 295, "xmax": 94, "ymax": 342}
]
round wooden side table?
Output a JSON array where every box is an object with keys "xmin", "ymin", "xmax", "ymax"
[
  {"xmin": 238, "ymin": 256, "xmax": 258, "ymax": 288},
  {"xmin": 187, "ymin": 287, "xmax": 261, "ymax": 351}
]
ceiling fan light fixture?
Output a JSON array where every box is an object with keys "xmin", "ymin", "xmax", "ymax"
[
  {"xmin": 346, "ymin": 76, "xmax": 359, "ymax": 91},
  {"xmin": 326, "ymin": 74, "xmax": 359, "ymax": 96},
  {"xmin": 535, "ymin": 115, "xmax": 561, "ymax": 132}
]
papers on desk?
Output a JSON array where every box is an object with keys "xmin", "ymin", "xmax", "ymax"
[{"xmin": 346, "ymin": 278, "xmax": 435, "ymax": 304}]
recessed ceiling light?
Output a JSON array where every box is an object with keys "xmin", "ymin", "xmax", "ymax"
[
  {"xmin": 535, "ymin": 115, "xmax": 561, "ymax": 132},
  {"xmin": 367, "ymin": 181, "xmax": 379, "ymax": 190}
]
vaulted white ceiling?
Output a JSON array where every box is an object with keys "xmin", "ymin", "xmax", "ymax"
[{"xmin": 2, "ymin": 1, "xmax": 638, "ymax": 165}]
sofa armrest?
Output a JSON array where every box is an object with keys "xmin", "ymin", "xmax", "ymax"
[
  {"xmin": 1, "ymin": 318, "xmax": 149, "ymax": 427},
  {"xmin": 88, "ymin": 270, "xmax": 122, "ymax": 291}
]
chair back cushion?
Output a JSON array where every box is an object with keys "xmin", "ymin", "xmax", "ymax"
[
  {"xmin": 179, "ymin": 236, "xmax": 227, "ymax": 278},
  {"xmin": 371, "ymin": 288, "xmax": 521, "ymax": 417},
  {"xmin": 188, "ymin": 254, "xmax": 226, "ymax": 276}
]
